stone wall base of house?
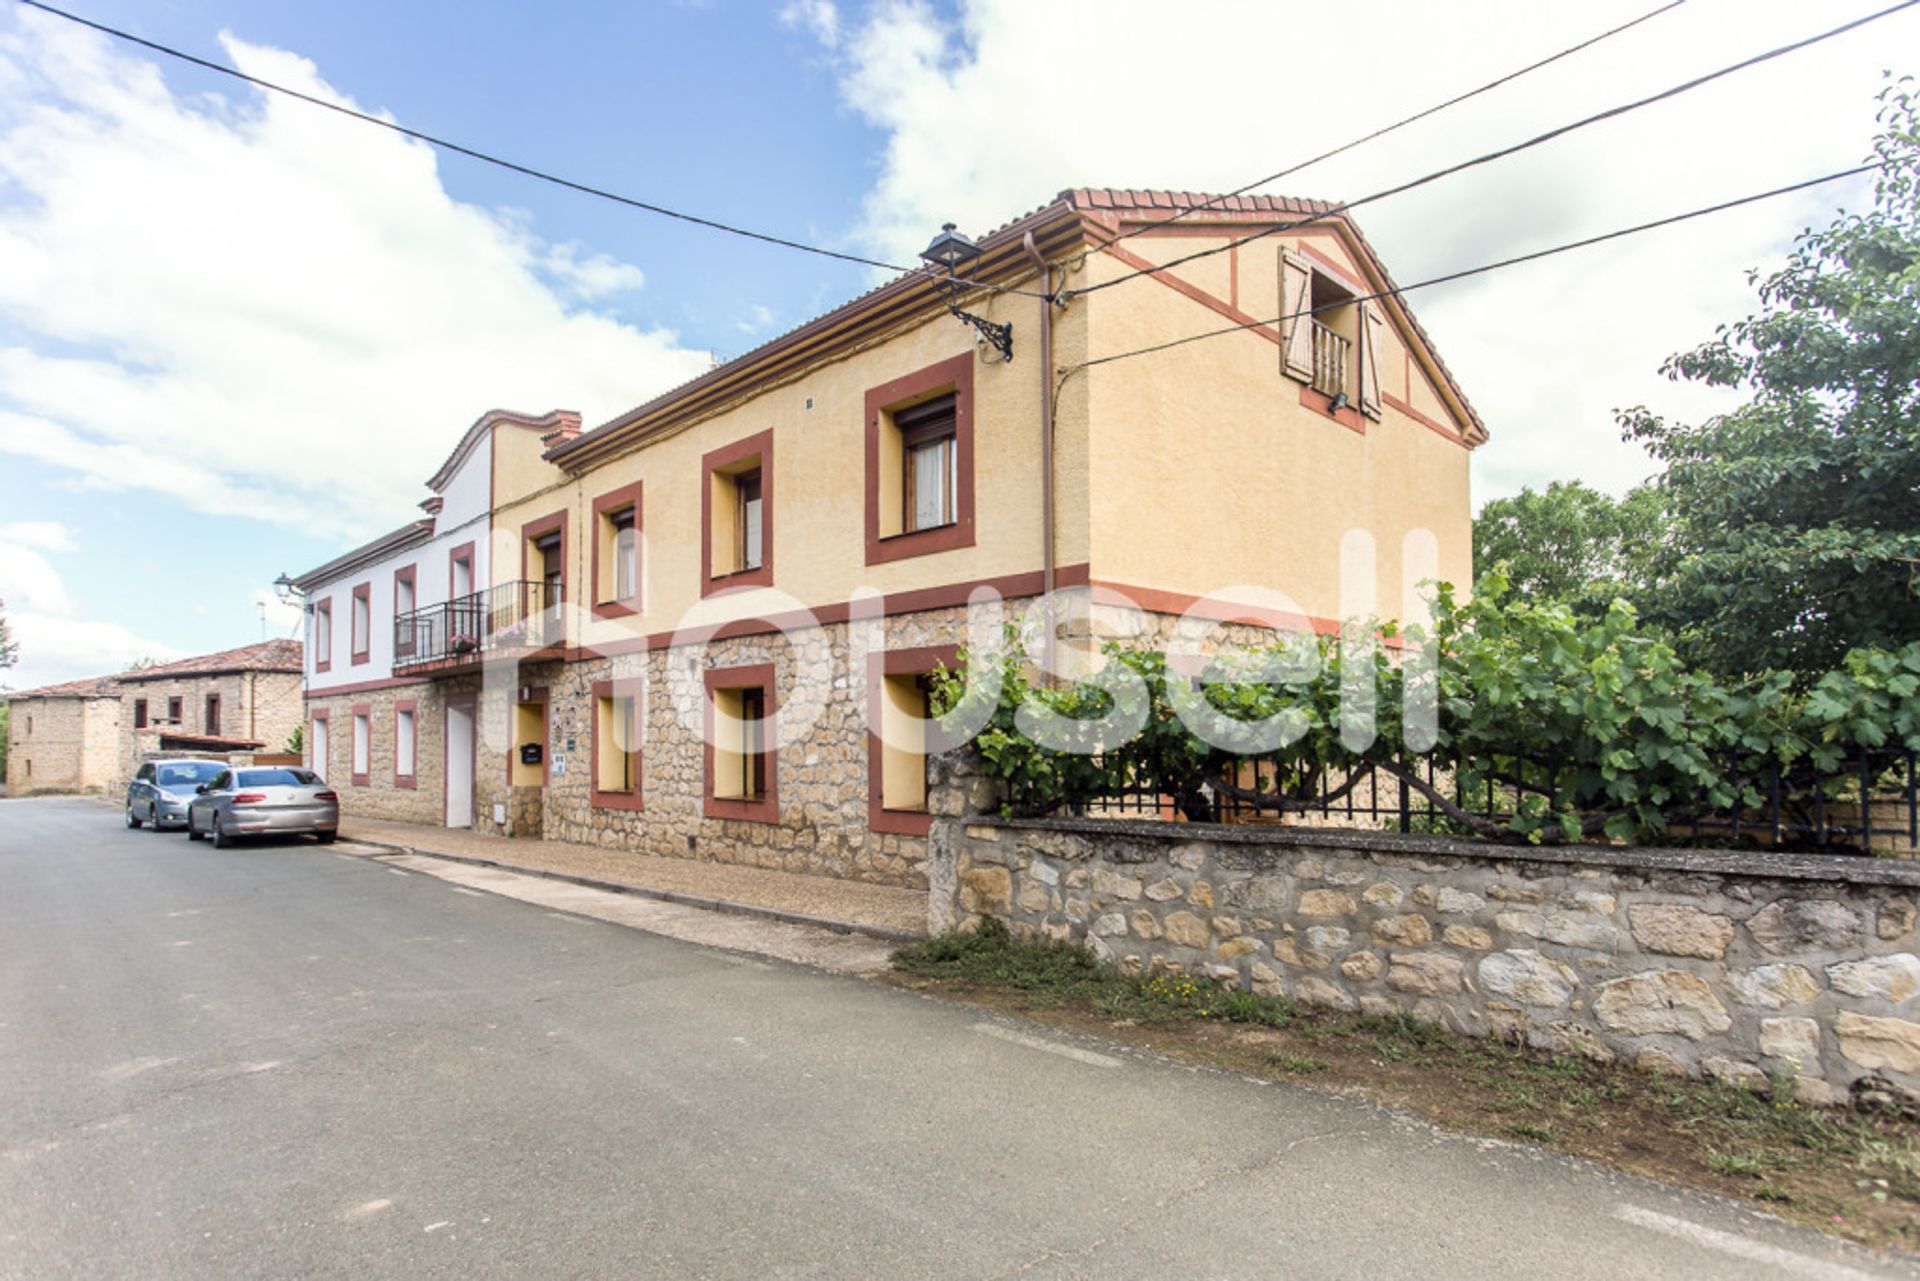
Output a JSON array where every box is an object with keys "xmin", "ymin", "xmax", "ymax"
[
  {"xmin": 304, "ymin": 684, "xmax": 445, "ymax": 827},
  {"xmin": 927, "ymin": 758, "xmax": 1920, "ymax": 1105}
]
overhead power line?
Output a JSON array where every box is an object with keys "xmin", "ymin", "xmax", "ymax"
[
  {"xmin": 1077, "ymin": 0, "xmax": 1918, "ymax": 298},
  {"xmin": 1072, "ymin": 160, "xmax": 1886, "ymax": 375},
  {"xmin": 17, "ymin": 0, "xmax": 1043, "ymax": 294},
  {"xmin": 1114, "ymin": 0, "xmax": 1691, "ymax": 243}
]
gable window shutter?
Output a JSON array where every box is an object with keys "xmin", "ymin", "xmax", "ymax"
[
  {"xmin": 1279, "ymin": 249, "xmax": 1314, "ymax": 382},
  {"xmin": 1358, "ymin": 300, "xmax": 1385, "ymax": 419}
]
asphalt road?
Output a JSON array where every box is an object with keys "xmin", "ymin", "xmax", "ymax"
[{"xmin": 1, "ymin": 796, "xmax": 1912, "ymax": 1280}]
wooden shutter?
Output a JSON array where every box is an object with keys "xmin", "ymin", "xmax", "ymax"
[
  {"xmin": 1279, "ymin": 249, "xmax": 1314, "ymax": 382},
  {"xmin": 1357, "ymin": 301, "xmax": 1385, "ymax": 419}
]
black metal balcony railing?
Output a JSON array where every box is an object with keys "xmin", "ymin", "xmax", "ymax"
[
  {"xmin": 393, "ymin": 581, "xmax": 563, "ymax": 670},
  {"xmin": 1311, "ymin": 320, "xmax": 1350, "ymax": 399}
]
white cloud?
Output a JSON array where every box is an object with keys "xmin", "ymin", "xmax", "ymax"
[
  {"xmin": 542, "ymin": 241, "xmax": 649, "ymax": 300},
  {"xmin": 0, "ymin": 520, "xmax": 74, "ymax": 552},
  {"xmin": 821, "ymin": 0, "xmax": 1900, "ymax": 504},
  {"xmin": 3, "ymin": 614, "xmax": 182, "ymax": 692},
  {"xmin": 0, "ymin": 527, "xmax": 180, "ymax": 690},
  {"xmin": 780, "ymin": 0, "xmax": 841, "ymax": 48},
  {"xmin": 0, "ymin": 14, "xmax": 711, "ymax": 541},
  {"xmin": 735, "ymin": 303, "xmax": 778, "ymax": 334},
  {"xmin": 0, "ymin": 534, "xmax": 74, "ymax": 616}
]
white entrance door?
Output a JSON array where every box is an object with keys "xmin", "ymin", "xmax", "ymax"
[
  {"xmin": 446, "ymin": 703, "xmax": 475, "ymax": 828},
  {"xmin": 312, "ymin": 716, "xmax": 330, "ymax": 781}
]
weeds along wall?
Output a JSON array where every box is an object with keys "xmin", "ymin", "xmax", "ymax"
[{"xmin": 926, "ymin": 755, "xmax": 1920, "ymax": 1105}]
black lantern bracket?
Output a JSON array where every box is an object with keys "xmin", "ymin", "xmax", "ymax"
[{"xmin": 919, "ymin": 222, "xmax": 1014, "ymax": 364}]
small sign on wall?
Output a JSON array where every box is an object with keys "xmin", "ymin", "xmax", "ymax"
[{"xmin": 492, "ymin": 803, "xmax": 506, "ymax": 825}]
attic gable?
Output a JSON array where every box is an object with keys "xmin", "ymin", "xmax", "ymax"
[{"xmin": 1070, "ymin": 189, "xmax": 1486, "ymax": 446}]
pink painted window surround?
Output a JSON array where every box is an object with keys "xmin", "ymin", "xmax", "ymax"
[
  {"xmin": 350, "ymin": 583, "xmax": 372, "ymax": 665},
  {"xmin": 313, "ymin": 598, "xmax": 333, "ymax": 673}
]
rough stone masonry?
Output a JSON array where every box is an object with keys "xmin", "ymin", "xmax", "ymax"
[{"xmin": 925, "ymin": 757, "xmax": 1920, "ymax": 1105}]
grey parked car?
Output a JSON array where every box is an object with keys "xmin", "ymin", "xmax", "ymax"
[
  {"xmin": 126, "ymin": 759, "xmax": 228, "ymax": 831},
  {"xmin": 185, "ymin": 767, "xmax": 340, "ymax": 848}
]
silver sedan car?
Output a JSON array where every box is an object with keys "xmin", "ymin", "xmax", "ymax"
[
  {"xmin": 126, "ymin": 758, "xmax": 227, "ymax": 831},
  {"xmin": 185, "ymin": 766, "xmax": 340, "ymax": 848}
]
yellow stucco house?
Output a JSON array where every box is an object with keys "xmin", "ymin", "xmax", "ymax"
[{"xmin": 298, "ymin": 188, "xmax": 1483, "ymax": 888}]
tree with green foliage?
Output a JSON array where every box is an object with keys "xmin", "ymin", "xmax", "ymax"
[
  {"xmin": 0, "ymin": 595, "xmax": 17, "ymax": 670},
  {"xmin": 1472, "ymin": 481, "xmax": 1665, "ymax": 621},
  {"xmin": 1618, "ymin": 81, "xmax": 1920, "ymax": 678}
]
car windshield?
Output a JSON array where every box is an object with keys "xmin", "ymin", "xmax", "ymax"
[
  {"xmin": 155, "ymin": 762, "xmax": 225, "ymax": 787},
  {"xmin": 236, "ymin": 768, "xmax": 320, "ymax": 787}
]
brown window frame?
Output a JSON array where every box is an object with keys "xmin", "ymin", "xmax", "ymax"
[
  {"xmin": 313, "ymin": 597, "xmax": 333, "ymax": 673},
  {"xmin": 700, "ymin": 429, "xmax": 774, "ymax": 596},
  {"xmin": 867, "ymin": 644, "xmax": 958, "ymax": 835},
  {"xmin": 702, "ymin": 663, "xmax": 778, "ymax": 823},
  {"xmin": 394, "ymin": 699, "xmax": 418, "ymax": 789},
  {"xmin": 166, "ymin": 696, "xmax": 183, "ymax": 723},
  {"xmin": 590, "ymin": 480, "xmax": 644, "ymax": 619},
  {"xmin": 350, "ymin": 703, "xmax": 371, "ymax": 787},
  {"xmin": 518, "ymin": 511, "xmax": 569, "ymax": 647},
  {"xmin": 349, "ymin": 582, "xmax": 372, "ymax": 666},
  {"xmin": 447, "ymin": 541, "xmax": 475, "ymax": 601},
  {"xmin": 309, "ymin": 708, "xmax": 330, "ymax": 779},
  {"xmin": 590, "ymin": 677, "xmax": 645, "ymax": 811},
  {"xmin": 865, "ymin": 353, "xmax": 975, "ymax": 565},
  {"xmin": 393, "ymin": 565, "xmax": 418, "ymax": 660},
  {"xmin": 204, "ymin": 693, "xmax": 221, "ymax": 737},
  {"xmin": 133, "ymin": 698, "xmax": 148, "ymax": 729}
]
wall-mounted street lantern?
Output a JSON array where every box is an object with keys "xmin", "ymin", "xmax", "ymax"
[
  {"xmin": 919, "ymin": 223, "xmax": 1013, "ymax": 364},
  {"xmin": 272, "ymin": 572, "xmax": 309, "ymax": 612}
]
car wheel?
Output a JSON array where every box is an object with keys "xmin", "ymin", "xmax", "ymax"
[
  {"xmin": 211, "ymin": 818, "xmax": 231, "ymax": 849},
  {"xmin": 316, "ymin": 831, "xmax": 338, "ymax": 845},
  {"xmin": 126, "ymin": 805, "xmax": 142, "ymax": 829},
  {"xmin": 150, "ymin": 803, "xmax": 167, "ymax": 831},
  {"xmin": 186, "ymin": 812, "xmax": 205, "ymax": 841}
]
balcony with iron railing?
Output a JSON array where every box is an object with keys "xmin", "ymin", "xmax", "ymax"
[
  {"xmin": 393, "ymin": 581, "xmax": 565, "ymax": 672},
  {"xmin": 1311, "ymin": 320, "xmax": 1351, "ymax": 400}
]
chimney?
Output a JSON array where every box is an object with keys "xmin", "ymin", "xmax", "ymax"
[{"xmin": 538, "ymin": 410, "xmax": 583, "ymax": 450}]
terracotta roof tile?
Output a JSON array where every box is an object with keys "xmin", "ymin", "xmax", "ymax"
[
  {"xmin": 4, "ymin": 673, "xmax": 123, "ymax": 700},
  {"xmin": 119, "ymin": 639, "xmax": 304, "ymax": 683}
]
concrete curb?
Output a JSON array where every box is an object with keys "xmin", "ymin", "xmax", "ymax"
[{"xmin": 338, "ymin": 835, "xmax": 925, "ymax": 946}]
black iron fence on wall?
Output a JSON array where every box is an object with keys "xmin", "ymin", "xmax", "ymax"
[{"xmin": 1044, "ymin": 746, "xmax": 1919, "ymax": 855}]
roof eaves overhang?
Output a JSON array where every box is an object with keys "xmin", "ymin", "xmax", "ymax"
[
  {"xmin": 546, "ymin": 200, "xmax": 1087, "ymax": 473},
  {"xmin": 290, "ymin": 519, "xmax": 436, "ymax": 592}
]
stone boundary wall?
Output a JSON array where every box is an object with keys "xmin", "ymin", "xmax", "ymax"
[{"xmin": 926, "ymin": 761, "xmax": 1920, "ymax": 1104}]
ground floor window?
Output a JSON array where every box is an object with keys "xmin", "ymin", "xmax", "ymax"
[
  {"xmin": 311, "ymin": 712, "xmax": 330, "ymax": 780},
  {"xmin": 592, "ymin": 679, "xmax": 643, "ymax": 810},
  {"xmin": 703, "ymin": 664, "xmax": 777, "ymax": 823},
  {"xmin": 867, "ymin": 644, "xmax": 957, "ymax": 835},
  {"xmin": 395, "ymin": 701, "xmax": 416, "ymax": 787},
  {"xmin": 351, "ymin": 707, "xmax": 370, "ymax": 786}
]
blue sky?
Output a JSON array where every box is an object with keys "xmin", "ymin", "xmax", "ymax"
[{"xmin": 0, "ymin": 0, "xmax": 1906, "ymax": 689}]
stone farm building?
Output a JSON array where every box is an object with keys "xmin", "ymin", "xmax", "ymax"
[
  {"xmin": 293, "ymin": 188, "xmax": 1483, "ymax": 888},
  {"xmin": 3, "ymin": 640, "xmax": 305, "ymax": 795}
]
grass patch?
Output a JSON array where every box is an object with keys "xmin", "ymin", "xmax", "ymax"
[
  {"xmin": 888, "ymin": 924, "xmax": 1920, "ymax": 1253},
  {"xmin": 892, "ymin": 918, "xmax": 1295, "ymax": 1029},
  {"xmin": 1707, "ymin": 1149, "xmax": 1767, "ymax": 1179}
]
